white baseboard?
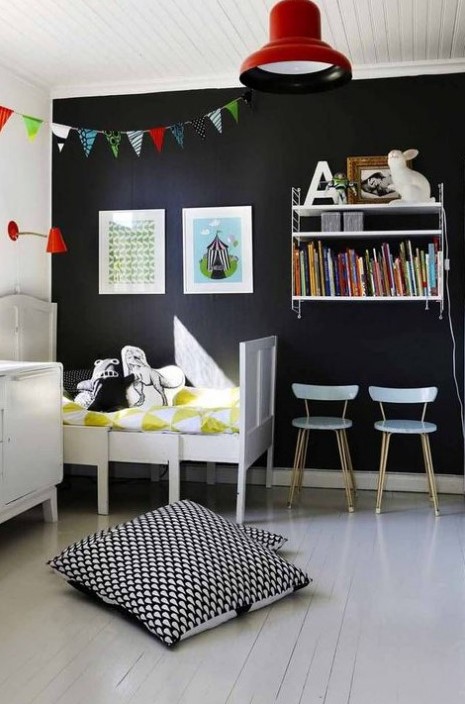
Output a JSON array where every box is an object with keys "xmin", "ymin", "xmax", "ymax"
[{"xmin": 67, "ymin": 463, "xmax": 464, "ymax": 495}]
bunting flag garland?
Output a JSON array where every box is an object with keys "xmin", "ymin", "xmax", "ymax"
[
  {"xmin": 169, "ymin": 123, "xmax": 184, "ymax": 148},
  {"xmin": 51, "ymin": 123, "xmax": 72, "ymax": 152},
  {"xmin": 190, "ymin": 116, "xmax": 207, "ymax": 140},
  {"xmin": 208, "ymin": 108, "xmax": 222, "ymax": 133},
  {"xmin": 127, "ymin": 130, "xmax": 144, "ymax": 156},
  {"xmin": 224, "ymin": 100, "xmax": 239, "ymax": 123},
  {"xmin": 23, "ymin": 115, "xmax": 43, "ymax": 141},
  {"xmin": 0, "ymin": 106, "xmax": 13, "ymax": 132},
  {"xmin": 104, "ymin": 130, "xmax": 122, "ymax": 158},
  {"xmin": 78, "ymin": 128, "xmax": 98, "ymax": 157},
  {"xmin": 149, "ymin": 126, "xmax": 166, "ymax": 153},
  {"xmin": 0, "ymin": 92, "xmax": 251, "ymax": 159}
]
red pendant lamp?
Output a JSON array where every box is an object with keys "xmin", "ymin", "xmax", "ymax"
[
  {"xmin": 240, "ymin": 0, "xmax": 352, "ymax": 94},
  {"xmin": 7, "ymin": 220, "xmax": 68, "ymax": 254}
]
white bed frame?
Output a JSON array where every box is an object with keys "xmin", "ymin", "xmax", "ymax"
[
  {"xmin": 0, "ymin": 294, "xmax": 277, "ymax": 523},
  {"xmin": 63, "ymin": 335, "xmax": 277, "ymax": 523}
]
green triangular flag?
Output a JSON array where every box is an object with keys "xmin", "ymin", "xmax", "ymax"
[
  {"xmin": 224, "ymin": 100, "xmax": 239, "ymax": 123},
  {"xmin": 22, "ymin": 115, "xmax": 43, "ymax": 141},
  {"xmin": 104, "ymin": 130, "xmax": 122, "ymax": 158}
]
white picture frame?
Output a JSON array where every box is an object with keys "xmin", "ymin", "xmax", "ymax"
[
  {"xmin": 99, "ymin": 209, "xmax": 165, "ymax": 294},
  {"xmin": 182, "ymin": 205, "xmax": 253, "ymax": 294}
]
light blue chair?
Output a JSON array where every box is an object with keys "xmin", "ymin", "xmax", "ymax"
[
  {"xmin": 288, "ymin": 383, "xmax": 359, "ymax": 512},
  {"xmin": 369, "ymin": 386, "xmax": 440, "ymax": 516}
]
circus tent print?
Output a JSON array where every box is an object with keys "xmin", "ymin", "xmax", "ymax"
[{"xmin": 195, "ymin": 217, "xmax": 241, "ymax": 284}]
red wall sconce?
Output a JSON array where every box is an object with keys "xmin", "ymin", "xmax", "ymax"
[{"xmin": 7, "ymin": 220, "xmax": 68, "ymax": 253}]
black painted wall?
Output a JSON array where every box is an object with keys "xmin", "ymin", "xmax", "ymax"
[{"xmin": 52, "ymin": 73, "xmax": 465, "ymax": 476}]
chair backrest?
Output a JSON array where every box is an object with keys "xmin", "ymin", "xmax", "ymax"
[
  {"xmin": 292, "ymin": 384, "xmax": 359, "ymax": 401},
  {"xmin": 369, "ymin": 386, "xmax": 437, "ymax": 423},
  {"xmin": 368, "ymin": 386, "xmax": 438, "ymax": 404}
]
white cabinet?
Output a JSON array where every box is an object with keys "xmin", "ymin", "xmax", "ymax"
[
  {"xmin": 291, "ymin": 185, "xmax": 445, "ymax": 317},
  {"xmin": 0, "ymin": 361, "xmax": 63, "ymax": 524}
]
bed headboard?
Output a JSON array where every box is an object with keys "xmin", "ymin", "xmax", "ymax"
[{"xmin": 0, "ymin": 294, "xmax": 57, "ymax": 362}]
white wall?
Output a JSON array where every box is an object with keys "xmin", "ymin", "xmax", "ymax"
[{"xmin": 0, "ymin": 65, "xmax": 51, "ymax": 300}]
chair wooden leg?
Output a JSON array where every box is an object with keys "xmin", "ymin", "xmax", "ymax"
[
  {"xmin": 342, "ymin": 429, "xmax": 357, "ymax": 494},
  {"xmin": 376, "ymin": 433, "xmax": 391, "ymax": 514},
  {"xmin": 420, "ymin": 434, "xmax": 434, "ymax": 500},
  {"xmin": 336, "ymin": 430, "xmax": 354, "ymax": 512},
  {"xmin": 288, "ymin": 429, "xmax": 305, "ymax": 508},
  {"xmin": 422, "ymin": 434, "xmax": 440, "ymax": 516}
]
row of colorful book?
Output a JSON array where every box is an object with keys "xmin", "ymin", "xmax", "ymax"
[{"xmin": 293, "ymin": 239, "xmax": 442, "ymax": 298}]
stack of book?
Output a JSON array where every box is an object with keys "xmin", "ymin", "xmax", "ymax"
[{"xmin": 292, "ymin": 239, "xmax": 442, "ymax": 298}]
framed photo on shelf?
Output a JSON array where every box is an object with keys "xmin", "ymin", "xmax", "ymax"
[
  {"xmin": 99, "ymin": 209, "xmax": 165, "ymax": 294},
  {"xmin": 182, "ymin": 205, "xmax": 253, "ymax": 294},
  {"xmin": 346, "ymin": 155, "xmax": 411, "ymax": 205}
]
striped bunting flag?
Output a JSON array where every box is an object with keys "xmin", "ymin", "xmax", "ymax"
[
  {"xmin": 208, "ymin": 108, "xmax": 222, "ymax": 133},
  {"xmin": 127, "ymin": 130, "xmax": 144, "ymax": 156},
  {"xmin": 0, "ymin": 106, "xmax": 13, "ymax": 132}
]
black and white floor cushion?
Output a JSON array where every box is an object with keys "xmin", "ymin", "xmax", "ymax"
[{"xmin": 48, "ymin": 501, "xmax": 310, "ymax": 647}]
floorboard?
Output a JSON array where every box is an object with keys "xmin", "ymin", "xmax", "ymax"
[{"xmin": 0, "ymin": 477, "xmax": 464, "ymax": 704}]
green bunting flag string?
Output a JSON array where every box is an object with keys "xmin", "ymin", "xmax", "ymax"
[{"xmin": 0, "ymin": 91, "xmax": 252, "ymax": 159}]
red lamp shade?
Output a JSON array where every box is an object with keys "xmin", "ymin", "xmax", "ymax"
[
  {"xmin": 46, "ymin": 227, "xmax": 67, "ymax": 254},
  {"xmin": 240, "ymin": 0, "xmax": 352, "ymax": 94},
  {"xmin": 7, "ymin": 220, "xmax": 68, "ymax": 253}
]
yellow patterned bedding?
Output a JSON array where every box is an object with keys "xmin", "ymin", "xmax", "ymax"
[{"xmin": 62, "ymin": 387, "xmax": 240, "ymax": 434}]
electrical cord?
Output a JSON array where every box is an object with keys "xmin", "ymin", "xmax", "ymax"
[{"xmin": 442, "ymin": 205, "xmax": 465, "ymax": 441}]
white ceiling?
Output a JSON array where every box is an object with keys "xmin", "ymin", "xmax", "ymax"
[{"xmin": 0, "ymin": 0, "xmax": 464, "ymax": 98}]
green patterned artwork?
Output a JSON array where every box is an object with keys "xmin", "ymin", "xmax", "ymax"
[
  {"xmin": 99, "ymin": 210, "xmax": 165, "ymax": 294},
  {"xmin": 108, "ymin": 220, "xmax": 156, "ymax": 284}
]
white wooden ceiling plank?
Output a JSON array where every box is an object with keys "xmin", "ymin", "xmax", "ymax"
[
  {"xmin": 327, "ymin": 0, "xmax": 366, "ymax": 65},
  {"xmin": 353, "ymin": 0, "xmax": 379, "ymax": 64},
  {"xmin": 141, "ymin": 0, "xmax": 240, "ymax": 72},
  {"xmin": 167, "ymin": 0, "xmax": 236, "ymax": 70},
  {"xmin": 426, "ymin": 0, "xmax": 444, "ymax": 59},
  {"xmin": 383, "ymin": 0, "xmax": 402, "ymax": 61},
  {"xmin": 82, "ymin": 1, "xmax": 193, "ymax": 76},
  {"xmin": 412, "ymin": 0, "xmax": 429, "ymax": 60},
  {"xmin": 319, "ymin": 0, "xmax": 352, "ymax": 62},
  {"xmin": 438, "ymin": 0, "xmax": 460, "ymax": 57},
  {"xmin": 224, "ymin": 0, "xmax": 268, "ymax": 46},
  {"xmin": 367, "ymin": 0, "xmax": 390, "ymax": 63},
  {"xmin": 451, "ymin": 0, "xmax": 465, "ymax": 57},
  {"xmin": 398, "ymin": 0, "xmax": 415, "ymax": 61}
]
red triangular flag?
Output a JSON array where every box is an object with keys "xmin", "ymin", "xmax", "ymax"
[
  {"xmin": 0, "ymin": 106, "xmax": 13, "ymax": 132},
  {"xmin": 149, "ymin": 127, "xmax": 166, "ymax": 153}
]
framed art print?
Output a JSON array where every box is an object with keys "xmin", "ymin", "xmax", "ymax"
[
  {"xmin": 347, "ymin": 155, "xmax": 411, "ymax": 204},
  {"xmin": 182, "ymin": 206, "xmax": 253, "ymax": 294},
  {"xmin": 99, "ymin": 209, "xmax": 165, "ymax": 294}
]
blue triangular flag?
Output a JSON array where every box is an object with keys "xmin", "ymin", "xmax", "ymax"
[
  {"xmin": 169, "ymin": 123, "xmax": 184, "ymax": 148},
  {"xmin": 78, "ymin": 128, "xmax": 98, "ymax": 157}
]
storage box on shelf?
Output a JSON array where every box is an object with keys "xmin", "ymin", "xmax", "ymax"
[{"xmin": 291, "ymin": 185, "xmax": 444, "ymax": 318}]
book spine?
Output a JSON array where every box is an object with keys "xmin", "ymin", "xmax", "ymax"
[
  {"xmin": 308, "ymin": 242, "xmax": 316, "ymax": 296},
  {"xmin": 314, "ymin": 250, "xmax": 321, "ymax": 295},
  {"xmin": 323, "ymin": 247, "xmax": 330, "ymax": 296},
  {"xmin": 318, "ymin": 240, "xmax": 325, "ymax": 296},
  {"xmin": 300, "ymin": 249, "xmax": 306, "ymax": 296},
  {"xmin": 407, "ymin": 240, "xmax": 417, "ymax": 295},
  {"xmin": 293, "ymin": 245, "xmax": 300, "ymax": 296},
  {"xmin": 428, "ymin": 242, "xmax": 437, "ymax": 296}
]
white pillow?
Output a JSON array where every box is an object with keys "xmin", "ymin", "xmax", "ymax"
[{"xmin": 121, "ymin": 345, "xmax": 185, "ymax": 407}]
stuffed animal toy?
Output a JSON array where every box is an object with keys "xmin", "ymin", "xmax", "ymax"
[
  {"xmin": 74, "ymin": 358, "xmax": 123, "ymax": 409},
  {"xmin": 387, "ymin": 149, "xmax": 435, "ymax": 203},
  {"xmin": 121, "ymin": 345, "xmax": 185, "ymax": 408}
]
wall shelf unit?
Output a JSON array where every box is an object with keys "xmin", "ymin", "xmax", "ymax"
[{"xmin": 291, "ymin": 185, "xmax": 444, "ymax": 318}]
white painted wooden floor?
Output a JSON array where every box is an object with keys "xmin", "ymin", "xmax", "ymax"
[{"xmin": 1, "ymin": 478, "xmax": 465, "ymax": 704}]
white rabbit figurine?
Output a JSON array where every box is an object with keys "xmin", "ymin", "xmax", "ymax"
[{"xmin": 387, "ymin": 148, "xmax": 435, "ymax": 203}]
